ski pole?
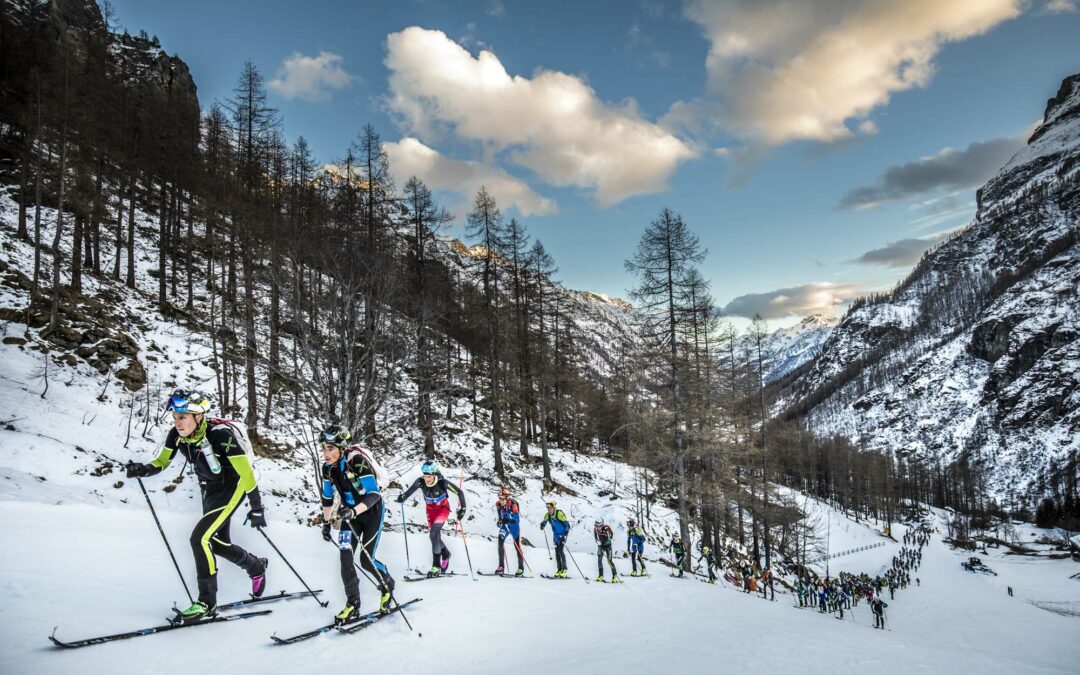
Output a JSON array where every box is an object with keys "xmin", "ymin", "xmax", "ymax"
[
  {"xmin": 400, "ymin": 499, "xmax": 411, "ymax": 569},
  {"xmin": 564, "ymin": 546, "xmax": 590, "ymax": 584},
  {"xmin": 544, "ymin": 529, "xmax": 552, "ymax": 560},
  {"xmin": 511, "ymin": 535, "xmax": 533, "ymax": 573},
  {"xmin": 455, "ymin": 468, "xmax": 476, "ymax": 580},
  {"xmin": 256, "ymin": 527, "xmax": 329, "ymax": 607},
  {"xmin": 339, "ymin": 519, "xmax": 414, "ymax": 632},
  {"xmin": 453, "ymin": 517, "xmax": 476, "ymax": 580},
  {"xmin": 136, "ymin": 477, "xmax": 193, "ymax": 604}
]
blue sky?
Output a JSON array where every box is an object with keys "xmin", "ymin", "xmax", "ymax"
[{"xmin": 110, "ymin": 0, "xmax": 1080, "ymax": 328}]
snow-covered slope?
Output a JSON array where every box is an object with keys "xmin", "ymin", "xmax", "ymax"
[
  {"xmin": 782, "ymin": 73, "xmax": 1080, "ymax": 498},
  {"xmin": 1, "ymin": 174, "xmax": 1077, "ymax": 675}
]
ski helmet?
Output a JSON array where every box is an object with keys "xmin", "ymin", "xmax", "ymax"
[
  {"xmin": 319, "ymin": 423, "xmax": 351, "ymax": 448},
  {"xmin": 165, "ymin": 389, "xmax": 211, "ymax": 415},
  {"xmin": 499, "ymin": 487, "xmax": 511, "ymax": 498},
  {"xmin": 627, "ymin": 518, "xmax": 636, "ymax": 527},
  {"xmin": 546, "ymin": 499, "xmax": 557, "ymax": 508},
  {"xmin": 421, "ymin": 460, "xmax": 439, "ymax": 475},
  {"xmin": 673, "ymin": 534, "xmax": 681, "ymax": 541},
  {"xmin": 594, "ymin": 519, "xmax": 603, "ymax": 527}
]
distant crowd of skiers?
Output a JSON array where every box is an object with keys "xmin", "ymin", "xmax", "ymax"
[{"xmin": 791, "ymin": 523, "xmax": 932, "ymax": 629}]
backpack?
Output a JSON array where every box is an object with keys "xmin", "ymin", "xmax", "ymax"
[
  {"xmin": 346, "ymin": 444, "xmax": 388, "ymax": 490},
  {"xmin": 210, "ymin": 419, "xmax": 259, "ymax": 478}
]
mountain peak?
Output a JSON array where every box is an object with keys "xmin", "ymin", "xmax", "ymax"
[{"xmin": 1029, "ymin": 72, "xmax": 1080, "ymax": 144}]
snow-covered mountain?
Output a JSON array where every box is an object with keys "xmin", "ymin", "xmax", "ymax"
[
  {"xmin": 738, "ymin": 314, "xmax": 838, "ymax": 384},
  {"xmin": 781, "ymin": 73, "xmax": 1080, "ymax": 499}
]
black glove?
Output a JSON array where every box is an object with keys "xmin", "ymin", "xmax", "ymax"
[
  {"xmin": 322, "ymin": 523, "xmax": 333, "ymax": 542},
  {"xmin": 497, "ymin": 517, "xmax": 507, "ymax": 526},
  {"xmin": 339, "ymin": 506, "xmax": 356, "ymax": 521},
  {"xmin": 125, "ymin": 461, "xmax": 151, "ymax": 478},
  {"xmin": 395, "ymin": 494, "xmax": 406, "ymax": 504},
  {"xmin": 245, "ymin": 508, "xmax": 267, "ymax": 528},
  {"xmin": 540, "ymin": 521, "xmax": 547, "ymax": 530},
  {"xmin": 457, "ymin": 508, "xmax": 466, "ymax": 520}
]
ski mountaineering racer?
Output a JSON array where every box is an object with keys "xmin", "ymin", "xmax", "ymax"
[
  {"xmin": 317, "ymin": 424, "xmax": 396, "ymax": 625},
  {"xmin": 627, "ymin": 518, "xmax": 647, "ymax": 576},
  {"xmin": 668, "ymin": 534, "xmax": 686, "ymax": 577},
  {"xmin": 699, "ymin": 545, "xmax": 718, "ymax": 583},
  {"xmin": 495, "ymin": 487, "xmax": 524, "ymax": 575},
  {"xmin": 540, "ymin": 499, "xmax": 571, "ymax": 577},
  {"xmin": 397, "ymin": 460, "xmax": 466, "ymax": 577},
  {"xmin": 125, "ymin": 389, "xmax": 268, "ymax": 623},
  {"xmin": 594, "ymin": 519, "xmax": 619, "ymax": 582}
]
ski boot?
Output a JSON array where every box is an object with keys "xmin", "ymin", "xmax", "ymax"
[
  {"xmin": 440, "ymin": 550, "xmax": 451, "ymax": 574},
  {"xmin": 427, "ymin": 566, "xmax": 441, "ymax": 578},
  {"xmin": 556, "ymin": 569, "xmax": 567, "ymax": 578},
  {"xmin": 596, "ymin": 575, "xmax": 606, "ymax": 583},
  {"xmin": 335, "ymin": 597, "xmax": 362, "ymax": 626},
  {"xmin": 378, "ymin": 577, "xmax": 395, "ymax": 614},
  {"xmin": 611, "ymin": 574, "xmax": 619, "ymax": 583},
  {"xmin": 495, "ymin": 565, "xmax": 505, "ymax": 575},
  {"xmin": 173, "ymin": 601, "xmax": 214, "ymax": 624},
  {"xmin": 250, "ymin": 557, "xmax": 269, "ymax": 597},
  {"xmin": 515, "ymin": 568, "xmax": 524, "ymax": 577},
  {"xmin": 630, "ymin": 570, "xmax": 639, "ymax": 577}
]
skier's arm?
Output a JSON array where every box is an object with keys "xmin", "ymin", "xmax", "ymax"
[
  {"xmin": 142, "ymin": 429, "xmax": 181, "ymax": 475},
  {"xmin": 399, "ymin": 477, "xmax": 422, "ymax": 501},
  {"xmin": 445, "ymin": 479, "xmax": 466, "ymax": 509}
]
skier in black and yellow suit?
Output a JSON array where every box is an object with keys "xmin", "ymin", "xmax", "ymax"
[{"xmin": 126, "ymin": 389, "xmax": 267, "ymax": 623}]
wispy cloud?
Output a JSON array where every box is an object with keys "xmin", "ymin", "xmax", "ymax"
[
  {"xmin": 268, "ymin": 51, "xmax": 355, "ymax": 102},
  {"xmin": 723, "ymin": 282, "xmax": 864, "ymax": 319},
  {"xmin": 384, "ymin": 137, "xmax": 556, "ymax": 217},
  {"xmin": 837, "ymin": 134, "xmax": 1026, "ymax": 209},
  {"xmin": 486, "ymin": 0, "xmax": 506, "ymax": 17},
  {"xmin": 848, "ymin": 231, "xmax": 954, "ymax": 268},
  {"xmin": 383, "ymin": 27, "xmax": 697, "ymax": 206},
  {"xmin": 684, "ymin": 0, "xmax": 1024, "ymax": 146},
  {"xmin": 1044, "ymin": 0, "xmax": 1077, "ymax": 13}
]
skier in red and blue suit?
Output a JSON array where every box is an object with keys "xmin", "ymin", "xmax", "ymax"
[{"xmin": 397, "ymin": 460, "xmax": 466, "ymax": 577}]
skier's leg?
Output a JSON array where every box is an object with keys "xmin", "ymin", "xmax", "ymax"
[
  {"xmin": 429, "ymin": 521, "xmax": 445, "ymax": 569},
  {"xmin": 497, "ymin": 533, "xmax": 507, "ymax": 571},
  {"xmin": 338, "ymin": 527, "xmax": 361, "ymax": 603}
]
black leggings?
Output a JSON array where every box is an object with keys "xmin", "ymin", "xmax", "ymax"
[
  {"xmin": 430, "ymin": 521, "xmax": 450, "ymax": 561},
  {"xmin": 190, "ymin": 483, "xmax": 260, "ymax": 580},
  {"xmin": 554, "ymin": 539, "xmax": 567, "ymax": 572},
  {"xmin": 339, "ymin": 503, "xmax": 392, "ymax": 601},
  {"xmin": 597, "ymin": 542, "xmax": 615, "ymax": 576}
]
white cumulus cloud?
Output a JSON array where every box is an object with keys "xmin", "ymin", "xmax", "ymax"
[
  {"xmin": 383, "ymin": 27, "xmax": 697, "ymax": 206},
  {"xmin": 384, "ymin": 137, "xmax": 557, "ymax": 217},
  {"xmin": 268, "ymin": 51, "xmax": 355, "ymax": 102},
  {"xmin": 684, "ymin": 0, "xmax": 1024, "ymax": 145},
  {"xmin": 723, "ymin": 282, "xmax": 865, "ymax": 319}
]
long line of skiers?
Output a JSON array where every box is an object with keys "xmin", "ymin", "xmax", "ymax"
[{"xmin": 122, "ymin": 389, "xmax": 933, "ymax": 632}]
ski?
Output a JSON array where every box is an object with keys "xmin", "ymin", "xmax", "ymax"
[
  {"xmin": 271, "ymin": 599, "xmax": 422, "ymax": 644},
  {"xmin": 271, "ymin": 621, "xmax": 340, "ymax": 645},
  {"xmin": 217, "ymin": 589, "xmax": 323, "ymax": 612},
  {"xmin": 540, "ymin": 574, "xmax": 572, "ymax": 580},
  {"xmin": 477, "ymin": 571, "xmax": 532, "ymax": 578},
  {"xmin": 404, "ymin": 572, "xmax": 457, "ymax": 582},
  {"xmin": 335, "ymin": 598, "xmax": 422, "ymax": 634},
  {"xmin": 50, "ymin": 609, "xmax": 272, "ymax": 649}
]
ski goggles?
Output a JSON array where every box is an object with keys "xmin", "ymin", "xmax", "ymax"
[{"xmin": 165, "ymin": 389, "xmax": 209, "ymax": 414}]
